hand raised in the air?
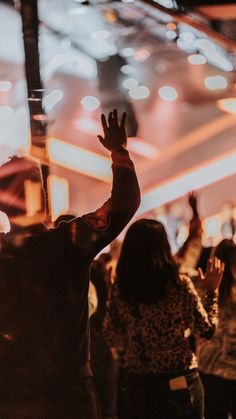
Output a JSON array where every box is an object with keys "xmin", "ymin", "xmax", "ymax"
[
  {"xmin": 198, "ymin": 257, "xmax": 225, "ymax": 293},
  {"xmin": 98, "ymin": 109, "xmax": 127, "ymax": 152}
]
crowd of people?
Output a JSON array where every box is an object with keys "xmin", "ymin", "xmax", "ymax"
[{"xmin": 0, "ymin": 110, "xmax": 235, "ymax": 419}]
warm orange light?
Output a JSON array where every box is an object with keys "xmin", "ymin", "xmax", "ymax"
[
  {"xmin": 128, "ymin": 137, "xmax": 159, "ymax": 159},
  {"xmin": 48, "ymin": 175, "xmax": 69, "ymax": 222},
  {"xmin": 47, "ymin": 138, "xmax": 112, "ymax": 182},
  {"xmin": 24, "ymin": 180, "xmax": 42, "ymax": 216},
  {"xmin": 167, "ymin": 22, "xmax": 177, "ymax": 31}
]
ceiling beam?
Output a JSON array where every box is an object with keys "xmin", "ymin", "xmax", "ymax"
[
  {"xmin": 138, "ymin": 147, "xmax": 236, "ymax": 214},
  {"xmin": 141, "ymin": 0, "xmax": 236, "ymax": 52}
]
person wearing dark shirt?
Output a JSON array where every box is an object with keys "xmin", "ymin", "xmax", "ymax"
[{"xmin": 0, "ymin": 110, "xmax": 140, "ymax": 419}]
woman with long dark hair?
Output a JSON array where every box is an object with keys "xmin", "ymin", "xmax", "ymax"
[
  {"xmin": 197, "ymin": 239, "xmax": 236, "ymax": 419},
  {"xmin": 104, "ymin": 219, "xmax": 224, "ymax": 419}
]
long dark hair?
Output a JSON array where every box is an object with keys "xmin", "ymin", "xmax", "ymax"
[
  {"xmin": 212, "ymin": 239, "xmax": 236, "ymax": 307},
  {"xmin": 116, "ymin": 219, "xmax": 179, "ymax": 304}
]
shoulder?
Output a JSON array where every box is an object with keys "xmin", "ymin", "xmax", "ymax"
[{"xmin": 82, "ymin": 211, "xmax": 111, "ymax": 231}]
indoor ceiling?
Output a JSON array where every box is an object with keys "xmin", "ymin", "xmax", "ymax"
[{"xmin": 0, "ymin": 0, "xmax": 236, "ymax": 227}]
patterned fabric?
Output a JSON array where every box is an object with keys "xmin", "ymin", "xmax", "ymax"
[
  {"xmin": 104, "ymin": 275, "xmax": 218, "ymax": 374},
  {"xmin": 197, "ymin": 299, "xmax": 236, "ymax": 380}
]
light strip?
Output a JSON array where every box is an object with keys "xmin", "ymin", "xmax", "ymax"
[
  {"xmin": 47, "ymin": 138, "xmax": 112, "ymax": 182},
  {"xmin": 141, "ymin": 114, "xmax": 236, "ymax": 172},
  {"xmin": 128, "ymin": 137, "xmax": 159, "ymax": 159},
  {"xmin": 48, "ymin": 175, "xmax": 70, "ymax": 222},
  {"xmin": 139, "ymin": 148, "xmax": 236, "ymax": 214},
  {"xmin": 217, "ymin": 98, "xmax": 236, "ymax": 115}
]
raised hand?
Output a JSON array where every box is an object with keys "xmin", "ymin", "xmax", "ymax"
[
  {"xmin": 188, "ymin": 191, "xmax": 202, "ymax": 237},
  {"xmin": 188, "ymin": 191, "xmax": 198, "ymax": 215},
  {"xmin": 98, "ymin": 109, "xmax": 127, "ymax": 152},
  {"xmin": 198, "ymin": 257, "xmax": 225, "ymax": 293}
]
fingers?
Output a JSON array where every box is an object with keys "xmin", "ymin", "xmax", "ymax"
[
  {"xmin": 108, "ymin": 112, "xmax": 113, "ymax": 126},
  {"xmin": 101, "ymin": 114, "xmax": 108, "ymax": 133},
  {"xmin": 198, "ymin": 267, "xmax": 204, "ymax": 281},
  {"xmin": 97, "ymin": 135, "xmax": 105, "ymax": 146},
  {"xmin": 108, "ymin": 109, "xmax": 119, "ymax": 126},
  {"xmin": 206, "ymin": 257, "xmax": 224, "ymax": 275},
  {"xmin": 101, "ymin": 109, "xmax": 127, "ymax": 130},
  {"xmin": 206, "ymin": 258, "xmax": 213, "ymax": 275},
  {"xmin": 113, "ymin": 109, "xmax": 118, "ymax": 125},
  {"xmin": 120, "ymin": 112, "xmax": 127, "ymax": 128}
]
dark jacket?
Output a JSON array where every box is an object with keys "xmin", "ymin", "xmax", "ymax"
[{"xmin": 0, "ymin": 148, "xmax": 140, "ymax": 401}]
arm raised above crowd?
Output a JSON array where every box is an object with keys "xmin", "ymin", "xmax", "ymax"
[
  {"xmin": 177, "ymin": 191, "xmax": 203, "ymax": 273},
  {"xmin": 64, "ymin": 110, "xmax": 140, "ymax": 256}
]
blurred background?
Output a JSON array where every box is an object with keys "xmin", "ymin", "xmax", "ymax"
[{"xmin": 1, "ymin": 0, "xmax": 236, "ymax": 250}]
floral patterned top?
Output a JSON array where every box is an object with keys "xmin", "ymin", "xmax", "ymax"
[{"xmin": 104, "ymin": 275, "xmax": 219, "ymax": 374}]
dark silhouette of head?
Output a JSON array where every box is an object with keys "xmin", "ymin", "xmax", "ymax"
[
  {"xmin": 212, "ymin": 239, "xmax": 236, "ymax": 306},
  {"xmin": 116, "ymin": 218, "xmax": 179, "ymax": 304}
]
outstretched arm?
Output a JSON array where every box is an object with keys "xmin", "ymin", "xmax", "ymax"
[
  {"xmin": 178, "ymin": 191, "xmax": 203, "ymax": 272},
  {"xmin": 182, "ymin": 258, "xmax": 224, "ymax": 339},
  {"xmin": 65, "ymin": 110, "xmax": 140, "ymax": 257}
]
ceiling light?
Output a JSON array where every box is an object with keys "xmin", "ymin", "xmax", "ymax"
[
  {"xmin": 91, "ymin": 30, "xmax": 110, "ymax": 40},
  {"xmin": 188, "ymin": 54, "xmax": 206, "ymax": 65},
  {"xmin": 43, "ymin": 89, "xmax": 64, "ymax": 113},
  {"xmin": 80, "ymin": 96, "xmax": 100, "ymax": 111},
  {"xmin": 123, "ymin": 78, "xmax": 139, "ymax": 90},
  {"xmin": 72, "ymin": 118, "xmax": 100, "ymax": 134},
  {"xmin": 195, "ymin": 38, "xmax": 233, "ymax": 72},
  {"xmin": 134, "ymin": 48, "xmax": 151, "ymax": 61},
  {"xmin": 158, "ymin": 86, "xmax": 178, "ymax": 102},
  {"xmin": 167, "ymin": 22, "xmax": 177, "ymax": 31},
  {"xmin": 177, "ymin": 31, "xmax": 196, "ymax": 53},
  {"xmin": 204, "ymin": 76, "xmax": 228, "ymax": 90},
  {"xmin": 166, "ymin": 30, "xmax": 177, "ymax": 40},
  {"xmin": 48, "ymin": 138, "xmax": 111, "ymax": 182},
  {"xmin": 68, "ymin": 7, "xmax": 88, "ymax": 15},
  {"xmin": 104, "ymin": 9, "xmax": 118, "ymax": 23},
  {"xmin": 153, "ymin": 0, "xmax": 173, "ymax": 7},
  {"xmin": 44, "ymin": 54, "xmax": 66, "ymax": 80},
  {"xmin": 203, "ymin": 217, "xmax": 221, "ymax": 238},
  {"xmin": 128, "ymin": 137, "xmax": 159, "ymax": 159},
  {"xmin": 129, "ymin": 86, "xmax": 150, "ymax": 100},
  {"xmin": 120, "ymin": 48, "xmax": 134, "ymax": 58},
  {"xmin": 0, "ymin": 81, "xmax": 12, "ymax": 91},
  {"xmin": 120, "ymin": 65, "xmax": 134, "ymax": 75},
  {"xmin": 217, "ymin": 98, "xmax": 236, "ymax": 115},
  {"xmin": 180, "ymin": 31, "xmax": 196, "ymax": 44},
  {"xmin": 0, "ymin": 106, "xmax": 29, "ymax": 150},
  {"xmin": 60, "ymin": 38, "xmax": 71, "ymax": 50}
]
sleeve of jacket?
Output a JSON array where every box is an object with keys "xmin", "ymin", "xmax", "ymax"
[
  {"xmin": 62, "ymin": 148, "xmax": 140, "ymax": 257},
  {"xmin": 180, "ymin": 275, "xmax": 219, "ymax": 340}
]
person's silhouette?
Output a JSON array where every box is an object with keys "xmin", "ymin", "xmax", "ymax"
[{"xmin": 0, "ymin": 110, "xmax": 140, "ymax": 419}]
